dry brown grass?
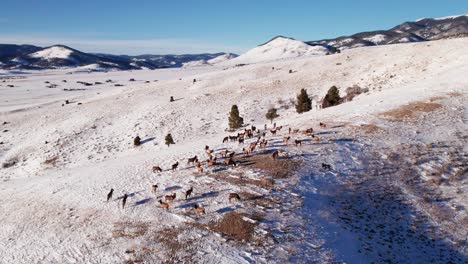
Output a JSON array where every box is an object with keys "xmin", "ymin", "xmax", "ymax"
[
  {"xmin": 353, "ymin": 123, "xmax": 384, "ymax": 134},
  {"xmin": 44, "ymin": 156, "xmax": 59, "ymax": 166},
  {"xmin": 446, "ymin": 90, "xmax": 464, "ymax": 97},
  {"xmin": 380, "ymin": 101, "xmax": 442, "ymax": 121},
  {"xmin": 246, "ymin": 153, "xmax": 301, "ymax": 179},
  {"xmin": 211, "ymin": 212, "xmax": 258, "ymax": 242},
  {"xmin": 112, "ymin": 221, "xmax": 149, "ymax": 239}
]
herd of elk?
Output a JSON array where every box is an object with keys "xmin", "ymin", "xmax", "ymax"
[{"xmin": 111, "ymin": 121, "xmax": 331, "ymax": 216}]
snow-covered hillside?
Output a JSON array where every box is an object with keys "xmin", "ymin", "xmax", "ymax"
[
  {"xmin": 0, "ymin": 38, "xmax": 467, "ymax": 263},
  {"xmin": 29, "ymin": 46, "xmax": 74, "ymax": 60},
  {"xmin": 227, "ymin": 36, "xmax": 330, "ymax": 64}
]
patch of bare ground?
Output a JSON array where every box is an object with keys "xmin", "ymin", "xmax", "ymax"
[
  {"xmin": 351, "ymin": 123, "xmax": 384, "ymax": 134},
  {"xmin": 379, "ymin": 101, "xmax": 442, "ymax": 121},
  {"xmin": 446, "ymin": 90, "xmax": 464, "ymax": 97},
  {"xmin": 245, "ymin": 153, "xmax": 302, "ymax": 179},
  {"xmin": 210, "ymin": 212, "xmax": 259, "ymax": 242},
  {"xmin": 112, "ymin": 221, "xmax": 149, "ymax": 239}
]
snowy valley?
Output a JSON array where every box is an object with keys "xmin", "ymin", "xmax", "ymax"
[{"xmin": 0, "ymin": 31, "xmax": 467, "ymax": 263}]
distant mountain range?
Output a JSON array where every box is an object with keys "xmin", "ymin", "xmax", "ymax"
[
  {"xmin": 0, "ymin": 44, "xmax": 237, "ymax": 71},
  {"xmin": 307, "ymin": 14, "xmax": 468, "ymax": 50},
  {"xmin": 1, "ymin": 14, "xmax": 467, "ymax": 70}
]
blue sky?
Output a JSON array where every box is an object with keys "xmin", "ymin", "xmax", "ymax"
[{"xmin": 0, "ymin": 0, "xmax": 467, "ymax": 55}]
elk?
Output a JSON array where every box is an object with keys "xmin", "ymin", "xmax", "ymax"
[
  {"xmin": 185, "ymin": 187, "xmax": 193, "ymax": 200},
  {"xmin": 303, "ymin": 128, "xmax": 313, "ymax": 134},
  {"xmin": 283, "ymin": 136, "xmax": 291, "ymax": 144},
  {"xmin": 242, "ymin": 148, "xmax": 250, "ymax": 155},
  {"xmin": 107, "ymin": 188, "xmax": 114, "ymax": 202},
  {"xmin": 207, "ymin": 157, "xmax": 217, "ymax": 166},
  {"xmin": 292, "ymin": 129, "xmax": 300, "ymax": 134},
  {"xmin": 272, "ymin": 150, "xmax": 279, "ymax": 159},
  {"xmin": 238, "ymin": 137, "xmax": 244, "ymax": 144},
  {"xmin": 152, "ymin": 166, "xmax": 162, "ymax": 173},
  {"xmin": 312, "ymin": 135, "xmax": 320, "ymax": 142},
  {"xmin": 319, "ymin": 122, "xmax": 327, "ymax": 128},
  {"xmin": 222, "ymin": 136, "xmax": 229, "ymax": 143},
  {"xmin": 165, "ymin": 193, "xmax": 176, "ymax": 202},
  {"xmin": 171, "ymin": 162, "xmax": 179, "ymax": 171},
  {"xmin": 228, "ymin": 151, "xmax": 236, "ymax": 158},
  {"xmin": 196, "ymin": 166, "xmax": 204, "ymax": 173},
  {"xmin": 224, "ymin": 158, "xmax": 237, "ymax": 167},
  {"xmin": 229, "ymin": 193, "xmax": 241, "ymax": 202},
  {"xmin": 270, "ymin": 129, "xmax": 277, "ymax": 136},
  {"xmin": 193, "ymin": 204, "xmax": 206, "ymax": 214},
  {"xmin": 294, "ymin": 139, "xmax": 302, "ymax": 147},
  {"xmin": 187, "ymin": 155, "xmax": 198, "ymax": 164},
  {"xmin": 322, "ymin": 163, "xmax": 332, "ymax": 170},
  {"xmin": 260, "ymin": 140, "xmax": 268, "ymax": 148},
  {"xmin": 159, "ymin": 200, "xmax": 169, "ymax": 210},
  {"xmin": 152, "ymin": 184, "xmax": 158, "ymax": 194}
]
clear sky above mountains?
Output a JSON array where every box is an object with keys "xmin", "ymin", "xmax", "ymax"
[{"xmin": 0, "ymin": 0, "xmax": 467, "ymax": 54}]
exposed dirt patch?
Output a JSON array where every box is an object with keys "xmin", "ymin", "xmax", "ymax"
[
  {"xmin": 352, "ymin": 123, "xmax": 384, "ymax": 134},
  {"xmin": 379, "ymin": 101, "xmax": 442, "ymax": 121},
  {"xmin": 246, "ymin": 153, "xmax": 301, "ymax": 179},
  {"xmin": 211, "ymin": 212, "xmax": 258, "ymax": 242},
  {"xmin": 112, "ymin": 221, "xmax": 149, "ymax": 239}
]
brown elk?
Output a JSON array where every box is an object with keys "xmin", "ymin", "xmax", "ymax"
[
  {"xmin": 207, "ymin": 157, "xmax": 217, "ymax": 166},
  {"xmin": 312, "ymin": 135, "xmax": 320, "ymax": 142},
  {"xmin": 165, "ymin": 193, "xmax": 176, "ymax": 202},
  {"xmin": 292, "ymin": 129, "xmax": 300, "ymax": 134},
  {"xmin": 319, "ymin": 122, "xmax": 327, "ymax": 128},
  {"xmin": 294, "ymin": 139, "xmax": 302, "ymax": 146},
  {"xmin": 222, "ymin": 136, "xmax": 229, "ymax": 143},
  {"xmin": 152, "ymin": 166, "xmax": 163, "ymax": 173},
  {"xmin": 260, "ymin": 140, "xmax": 268, "ymax": 148},
  {"xmin": 242, "ymin": 148, "xmax": 250, "ymax": 155},
  {"xmin": 187, "ymin": 155, "xmax": 198, "ymax": 164},
  {"xmin": 185, "ymin": 187, "xmax": 193, "ymax": 200},
  {"xmin": 159, "ymin": 200, "xmax": 169, "ymax": 210},
  {"xmin": 152, "ymin": 184, "xmax": 158, "ymax": 194},
  {"xmin": 283, "ymin": 136, "xmax": 291, "ymax": 144},
  {"xmin": 193, "ymin": 204, "xmax": 206, "ymax": 214},
  {"xmin": 229, "ymin": 193, "xmax": 241, "ymax": 202},
  {"xmin": 228, "ymin": 151, "xmax": 236, "ymax": 158},
  {"xmin": 171, "ymin": 162, "xmax": 179, "ymax": 171},
  {"xmin": 196, "ymin": 166, "xmax": 204, "ymax": 173},
  {"xmin": 303, "ymin": 128, "xmax": 313, "ymax": 134},
  {"xmin": 270, "ymin": 129, "xmax": 277, "ymax": 136},
  {"xmin": 224, "ymin": 158, "xmax": 237, "ymax": 167},
  {"xmin": 272, "ymin": 150, "xmax": 279, "ymax": 159}
]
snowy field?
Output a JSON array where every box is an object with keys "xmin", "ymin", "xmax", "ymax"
[{"xmin": 0, "ymin": 38, "xmax": 467, "ymax": 263}]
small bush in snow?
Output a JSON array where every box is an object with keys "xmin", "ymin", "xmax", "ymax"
[
  {"xmin": 265, "ymin": 108, "xmax": 279, "ymax": 124},
  {"xmin": 165, "ymin": 133, "xmax": 175, "ymax": 147}
]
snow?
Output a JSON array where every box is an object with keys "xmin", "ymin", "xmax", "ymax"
[
  {"xmin": 227, "ymin": 36, "xmax": 330, "ymax": 65},
  {"xmin": 29, "ymin": 46, "xmax": 74, "ymax": 60},
  {"xmin": 363, "ymin": 34, "xmax": 387, "ymax": 44},
  {"xmin": 182, "ymin": 59, "xmax": 210, "ymax": 68},
  {"xmin": 0, "ymin": 37, "xmax": 467, "ymax": 263},
  {"xmin": 207, "ymin": 53, "xmax": 237, "ymax": 64},
  {"xmin": 416, "ymin": 14, "xmax": 468, "ymax": 22}
]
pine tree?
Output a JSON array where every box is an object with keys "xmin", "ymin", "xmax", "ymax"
[
  {"xmin": 295, "ymin": 89, "xmax": 312, "ymax": 113},
  {"xmin": 165, "ymin": 133, "xmax": 175, "ymax": 147},
  {"xmin": 228, "ymin": 105, "xmax": 244, "ymax": 130},
  {"xmin": 322, "ymin": 86, "xmax": 341, "ymax": 108},
  {"xmin": 265, "ymin": 108, "xmax": 279, "ymax": 124}
]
